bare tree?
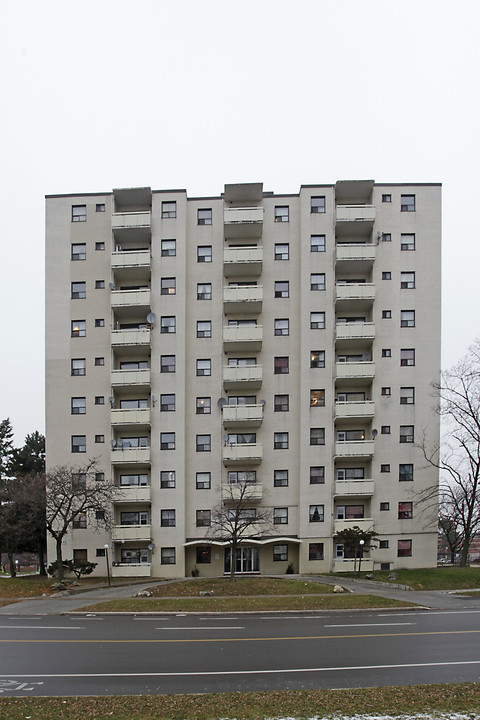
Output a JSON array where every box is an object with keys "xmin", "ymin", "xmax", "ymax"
[
  {"xmin": 207, "ymin": 482, "xmax": 273, "ymax": 581},
  {"xmin": 420, "ymin": 340, "xmax": 480, "ymax": 566},
  {"xmin": 45, "ymin": 462, "xmax": 114, "ymax": 581}
]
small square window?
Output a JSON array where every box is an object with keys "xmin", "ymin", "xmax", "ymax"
[
  {"xmin": 162, "ymin": 201, "xmax": 176, "ymax": 219},
  {"xmin": 197, "ymin": 283, "xmax": 212, "ymax": 300},
  {"xmin": 196, "ymin": 546, "xmax": 211, "ymax": 563},
  {"xmin": 72, "ymin": 205, "xmax": 86, "ymax": 222},
  {"xmin": 96, "ymin": 548, "xmax": 106, "ymax": 557},
  {"xmin": 401, "ymin": 195, "xmax": 415, "ymax": 212},
  {"xmin": 95, "ymin": 242, "xmax": 105, "ymax": 251},
  {"xmin": 161, "ymin": 316, "xmax": 176, "ymax": 334},
  {"xmin": 198, "ymin": 208, "xmax": 212, "ymax": 225},
  {"xmin": 197, "ymin": 321, "xmax": 212, "ymax": 338},
  {"xmin": 380, "ymin": 502, "xmax": 390, "ymax": 511},
  {"xmin": 161, "ymin": 509, "xmax": 176, "ymax": 527},
  {"xmin": 274, "ymin": 432, "xmax": 288, "ymax": 449},
  {"xmin": 274, "ymin": 394, "xmax": 289, "ymax": 412},
  {"xmin": 401, "ymin": 272, "xmax": 415, "ymax": 289},
  {"xmin": 161, "ymin": 277, "xmax": 176, "ymax": 295},
  {"xmin": 381, "ymin": 426, "xmax": 391, "ymax": 434},
  {"xmin": 274, "ymin": 356, "xmax": 289, "ymax": 374},
  {"xmin": 398, "ymin": 501, "xmax": 413, "ymax": 519},
  {"xmin": 71, "ymin": 358, "xmax": 86, "ymax": 376},
  {"xmin": 161, "ymin": 239, "xmax": 176, "ymax": 256},
  {"xmin": 401, "ymin": 310, "xmax": 415, "ymax": 327},
  {"xmin": 274, "ymin": 469, "xmax": 288, "ymax": 487},
  {"xmin": 311, "ymin": 196, "xmax": 326, "ymax": 214},
  {"xmin": 310, "ymin": 466, "xmax": 325, "ymax": 484},
  {"xmin": 161, "ymin": 471, "xmax": 176, "ymax": 488},
  {"xmin": 273, "ymin": 544, "xmax": 288, "ymax": 561},
  {"xmin": 161, "ymin": 547, "xmax": 176, "ymax": 564},
  {"xmin": 310, "ymin": 428, "xmax": 325, "ymax": 446},
  {"xmin": 311, "ymin": 235, "xmax": 326, "ymax": 252},
  {"xmin": 399, "ymin": 463, "xmax": 414, "ymax": 481},
  {"xmin": 273, "ymin": 507, "xmax": 288, "ymax": 524},
  {"xmin": 72, "ymin": 473, "xmax": 87, "ymax": 490},
  {"xmin": 274, "ymin": 281, "xmax": 289, "ymax": 298},
  {"xmin": 95, "ymin": 319, "xmax": 105, "ymax": 328},
  {"xmin": 382, "ymin": 233, "xmax": 392, "ymax": 242},
  {"xmin": 196, "ymin": 509, "xmax": 211, "ymax": 527},
  {"xmin": 71, "ymin": 243, "xmax": 86, "ymax": 260},
  {"xmin": 73, "ymin": 513, "xmax": 87, "ymax": 529},
  {"xmin": 196, "ymin": 397, "xmax": 211, "ymax": 414},
  {"xmin": 398, "ymin": 539, "xmax": 412, "ymax": 557},
  {"xmin": 161, "ymin": 432, "xmax": 175, "ymax": 450},
  {"xmin": 95, "ymin": 280, "xmax": 105, "ymax": 289},
  {"xmin": 400, "ymin": 387, "xmax": 415, "ymax": 404},
  {"xmin": 274, "ymin": 206, "xmax": 289, "ymax": 223},
  {"xmin": 309, "ymin": 504, "xmax": 324, "ymax": 522},
  {"xmin": 161, "ymin": 355, "xmax": 175, "ymax": 373},
  {"xmin": 310, "ymin": 312, "xmax": 325, "ymax": 329},
  {"xmin": 95, "ymin": 435, "xmax": 104, "ymax": 443},
  {"xmin": 382, "ymin": 272, "xmax": 391, "ymax": 280},
  {"xmin": 71, "ymin": 282, "xmax": 86, "ymax": 299},
  {"xmin": 71, "ymin": 435, "xmax": 86, "ymax": 453},
  {"xmin": 382, "ymin": 349, "xmax": 392, "ymax": 358},
  {"xmin": 95, "ymin": 510, "xmax": 104, "ymax": 521},
  {"xmin": 309, "ymin": 543, "xmax": 324, "ymax": 560},
  {"xmin": 382, "ymin": 310, "xmax": 392, "ymax": 319},
  {"xmin": 95, "ymin": 396, "xmax": 104, "ymax": 405},
  {"xmin": 381, "ymin": 387, "xmax": 391, "ymax": 396},
  {"xmin": 379, "ymin": 540, "xmax": 389, "ymax": 549},
  {"xmin": 274, "ymin": 318, "xmax": 289, "ymax": 336},
  {"xmin": 95, "ymin": 357, "xmax": 104, "ymax": 366},
  {"xmin": 196, "ymin": 472, "xmax": 211, "ymax": 489},
  {"xmin": 310, "ymin": 389, "xmax": 325, "ymax": 407},
  {"xmin": 95, "ymin": 472, "xmax": 104, "ymax": 482},
  {"xmin": 311, "ymin": 273, "xmax": 326, "ymax": 291},
  {"xmin": 196, "ymin": 434, "xmax": 211, "ymax": 452},
  {"xmin": 311, "ymin": 350, "xmax": 325, "ymax": 368},
  {"xmin": 71, "ymin": 397, "xmax": 86, "ymax": 415},
  {"xmin": 382, "ymin": 194, "xmax": 392, "ymax": 203},
  {"xmin": 400, "ymin": 425, "xmax": 414, "ymax": 443},
  {"xmin": 196, "ymin": 359, "xmax": 211, "ymax": 376},
  {"xmin": 380, "ymin": 464, "xmax": 390, "ymax": 473},
  {"xmin": 96, "ymin": 203, "xmax": 105, "ymax": 212},
  {"xmin": 400, "ymin": 348, "xmax": 415, "ymax": 366},
  {"xmin": 71, "ymin": 320, "xmax": 86, "ymax": 337},
  {"xmin": 401, "ymin": 234, "xmax": 416, "ymax": 251},
  {"xmin": 160, "ymin": 394, "xmax": 175, "ymax": 412},
  {"xmin": 197, "ymin": 246, "xmax": 212, "ymax": 262},
  {"xmin": 274, "ymin": 243, "xmax": 289, "ymax": 260}
]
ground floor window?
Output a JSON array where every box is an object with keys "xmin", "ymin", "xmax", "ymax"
[
  {"xmin": 120, "ymin": 548, "xmax": 149, "ymax": 564},
  {"xmin": 224, "ymin": 546, "xmax": 259, "ymax": 573}
]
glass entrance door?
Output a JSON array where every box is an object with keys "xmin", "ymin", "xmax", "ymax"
[{"xmin": 224, "ymin": 546, "xmax": 260, "ymax": 573}]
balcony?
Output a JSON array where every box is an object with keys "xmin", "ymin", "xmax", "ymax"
[
  {"xmin": 111, "ymin": 250, "xmax": 151, "ymax": 269},
  {"xmin": 111, "ymin": 525, "xmax": 152, "ymax": 542},
  {"xmin": 223, "ymin": 325, "xmax": 263, "ymax": 351},
  {"xmin": 111, "ymin": 408, "xmax": 150, "ymax": 428},
  {"xmin": 223, "ymin": 246, "xmax": 263, "ymax": 276},
  {"xmin": 334, "ymin": 518, "xmax": 374, "ymax": 534},
  {"xmin": 335, "ymin": 283, "xmax": 375, "ymax": 306},
  {"xmin": 223, "ymin": 364, "xmax": 263, "ymax": 390},
  {"xmin": 221, "ymin": 483, "xmax": 263, "ymax": 502},
  {"xmin": 335, "ymin": 205, "xmax": 375, "ymax": 236},
  {"xmin": 335, "ymin": 243, "xmax": 376, "ymax": 273},
  {"xmin": 335, "ymin": 322, "xmax": 375, "ymax": 343},
  {"xmin": 334, "ymin": 401, "xmax": 375, "ymax": 420},
  {"xmin": 110, "ymin": 288, "xmax": 150, "ymax": 309},
  {"xmin": 111, "ymin": 369, "xmax": 151, "ymax": 388},
  {"xmin": 112, "ymin": 211, "xmax": 151, "ymax": 244},
  {"xmin": 224, "ymin": 206, "xmax": 264, "ymax": 239},
  {"xmin": 111, "ymin": 563, "xmax": 152, "ymax": 578},
  {"xmin": 113, "ymin": 486, "xmax": 151, "ymax": 503},
  {"xmin": 335, "ymin": 441, "xmax": 375, "ymax": 458},
  {"xmin": 334, "ymin": 479, "xmax": 375, "ymax": 497},
  {"xmin": 223, "ymin": 285, "xmax": 263, "ymax": 313},
  {"xmin": 111, "ymin": 329, "xmax": 151, "ymax": 346},
  {"xmin": 222, "ymin": 404, "xmax": 264, "ymax": 428},
  {"xmin": 111, "ymin": 447, "xmax": 150, "ymax": 464},
  {"xmin": 333, "ymin": 559, "xmax": 374, "ymax": 573},
  {"xmin": 223, "ymin": 443, "xmax": 263, "ymax": 465},
  {"xmin": 335, "ymin": 362, "xmax": 375, "ymax": 381}
]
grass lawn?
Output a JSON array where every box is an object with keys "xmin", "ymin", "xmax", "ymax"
[
  {"xmin": 0, "ymin": 575, "xmax": 109, "ymax": 599},
  {"xmin": 343, "ymin": 566, "xmax": 480, "ymax": 591},
  {"xmin": 1, "ymin": 683, "xmax": 480, "ymax": 719},
  {"xmin": 148, "ymin": 577, "xmax": 335, "ymax": 596}
]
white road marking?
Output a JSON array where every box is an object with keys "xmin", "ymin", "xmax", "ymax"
[
  {"xmin": 379, "ymin": 610, "xmax": 480, "ymax": 616},
  {"xmin": 199, "ymin": 617, "xmax": 238, "ymax": 621},
  {"xmin": 2, "ymin": 659, "xmax": 480, "ymax": 678},
  {"xmin": 156, "ymin": 626, "xmax": 244, "ymax": 630},
  {"xmin": 0, "ymin": 626, "xmax": 84, "ymax": 630},
  {"xmin": 325, "ymin": 623, "xmax": 415, "ymax": 628}
]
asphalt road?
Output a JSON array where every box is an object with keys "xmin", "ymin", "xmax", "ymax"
[{"xmin": 1, "ymin": 609, "xmax": 480, "ymax": 696}]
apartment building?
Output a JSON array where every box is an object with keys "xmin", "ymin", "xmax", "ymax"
[{"xmin": 45, "ymin": 180, "xmax": 441, "ymax": 578}]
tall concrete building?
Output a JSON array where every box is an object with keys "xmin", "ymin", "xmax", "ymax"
[{"xmin": 45, "ymin": 180, "xmax": 441, "ymax": 578}]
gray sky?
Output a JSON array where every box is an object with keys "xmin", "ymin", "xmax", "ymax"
[{"xmin": 1, "ymin": 0, "xmax": 478, "ymax": 444}]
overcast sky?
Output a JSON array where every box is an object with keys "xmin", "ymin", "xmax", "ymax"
[{"xmin": 1, "ymin": 0, "xmax": 478, "ymax": 444}]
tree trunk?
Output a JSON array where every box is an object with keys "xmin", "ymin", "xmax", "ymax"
[
  {"xmin": 56, "ymin": 537, "xmax": 64, "ymax": 581},
  {"xmin": 7, "ymin": 552, "xmax": 16, "ymax": 578},
  {"xmin": 229, "ymin": 542, "xmax": 236, "ymax": 582},
  {"xmin": 38, "ymin": 550, "xmax": 47, "ymax": 576},
  {"xmin": 459, "ymin": 544, "xmax": 469, "ymax": 567}
]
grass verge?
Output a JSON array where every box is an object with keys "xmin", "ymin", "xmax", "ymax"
[
  {"xmin": 148, "ymin": 577, "xmax": 335, "ymax": 596},
  {"xmin": 341, "ymin": 566, "xmax": 480, "ymax": 591},
  {"xmin": 0, "ymin": 575, "xmax": 112, "ymax": 599},
  {"xmin": 1, "ymin": 683, "xmax": 480, "ymax": 719}
]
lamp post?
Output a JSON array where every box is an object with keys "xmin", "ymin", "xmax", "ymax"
[
  {"xmin": 358, "ymin": 539, "xmax": 365, "ymax": 576},
  {"xmin": 104, "ymin": 544, "xmax": 111, "ymax": 586}
]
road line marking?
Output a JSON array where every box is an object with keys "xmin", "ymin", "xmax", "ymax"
[
  {"xmin": 0, "ymin": 626, "xmax": 84, "ymax": 630},
  {"xmin": 325, "ymin": 623, "xmax": 415, "ymax": 627},
  {"xmin": 2, "ymin": 659, "xmax": 480, "ymax": 679},
  {"xmin": 1, "ymin": 629, "xmax": 480, "ymax": 644},
  {"xmin": 379, "ymin": 610, "xmax": 480, "ymax": 616},
  {"xmin": 156, "ymin": 627, "xmax": 244, "ymax": 630}
]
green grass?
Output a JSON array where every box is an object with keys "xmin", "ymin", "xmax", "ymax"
[
  {"xmin": 0, "ymin": 575, "xmax": 109, "ymax": 599},
  {"xmin": 1, "ymin": 683, "xmax": 480, "ymax": 719},
  {"xmin": 149, "ymin": 576, "xmax": 335, "ymax": 596},
  {"xmin": 343, "ymin": 566, "xmax": 480, "ymax": 590}
]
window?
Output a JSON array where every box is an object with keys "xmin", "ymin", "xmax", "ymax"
[
  {"xmin": 274, "ymin": 394, "xmax": 289, "ymax": 412},
  {"xmin": 274, "ymin": 469, "xmax": 288, "ymax": 487},
  {"xmin": 274, "ymin": 356, "xmax": 289, "ymax": 374},
  {"xmin": 196, "ymin": 359, "xmax": 211, "ymax": 376},
  {"xmin": 162, "ymin": 201, "xmax": 176, "ymax": 218},
  {"xmin": 198, "ymin": 208, "xmax": 212, "ymax": 225},
  {"xmin": 401, "ymin": 194, "xmax": 415, "ymax": 212},
  {"xmin": 379, "ymin": 540, "xmax": 389, "ymax": 549},
  {"xmin": 73, "ymin": 513, "xmax": 87, "ymax": 529},
  {"xmin": 196, "ymin": 546, "xmax": 211, "ymax": 563},
  {"xmin": 95, "ymin": 280, "xmax": 105, "ymax": 289},
  {"xmin": 336, "ymin": 468, "xmax": 364, "ymax": 480},
  {"xmin": 401, "ymin": 233, "xmax": 416, "ymax": 251},
  {"xmin": 160, "ymin": 394, "xmax": 175, "ymax": 412},
  {"xmin": 274, "ymin": 206, "xmax": 289, "ymax": 223},
  {"xmin": 120, "ymin": 361, "xmax": 148, "ymax": 371},
  {"xmin": 71, "ymin": 358, "xmax": 86, "ymax": 376},
  {"xmin": 381, "ymin": 387, "xmax": 391, "ymax": 396},
  {"xmin": 71, "ymin": 320, "xmax": 86, "ymax": 338},
  {"xmin": 196, "ymin": 397, "xmax": 211, "ymax": 414},
  {"xmin": 120, "ymin": 474, "xmax": 148, "ymax": 487},
  {"xmin": 160, "ymin": 471, "xmax": 175, "ymax": 488},
  {"xmin": 161, "ymin": 277, "xmax": 176, "ymax": 295},
  {"xmin": 197, "ymin": 321, "xmax": 211, "ymax": 338},
  {"xmin": 401, "ymin": 310, "xmax": 415, "ymax": 327},
  {"xmin": 310, "ymin": 428, "xmax": 325, "ymax": 446},
  {"xmin": 400, "ymin": 425, "xmax": 414, "ymax": 443},
  {"xmin": 310, "ymin": 389, "xmax": 325, "ymax": 407},
  {"xmin": 197, "ymin": 245, "xmax": 212, "ymax": 263},
  {"xmin": 196, "ymin": 434, "xmax": 211, "ymax": 452},
  {"xmin": 400, "ymin": 387, "xmax": 415, "ymax": 404},
  {"xmin": 161, "ymin": 316, "xmax": 175, "ymax": 334},
  {"xmin": 274, "ymin": 318, "xmax": 289, "ymax": 336},
  {"xmin": 72, "ymin": 205, "xmax": 86, "ymax": 222},
  {"xmin": 71, "ymin": 435, "xmax": 86, "ymax": 453},
  {"xmin": 274, "ymin": 432, "xmax": 288, "ymax": 449},
  {"xmin": 94, "ymin": 319, "xmax": 105, "ymax": 328},
  {"xmin": 197, "ymin": 283, "xmax": 212, "ymax": 300},
  {"xmin": 161, "ymin": 432, "xmax": 175, "ymax": 450},
  {"xmin": 382, "ymin": 310, "xmax": 392, "ymax": 319},
  {"xmin": 95, "ymin": 472, "xmax": 105, "ymax": 482},
  {"xmin": 161, "ymin": 509, "xmax": 176, "ymax": 527},
  {"xmin": 96, "ymin": 203, "xmax": 105, "ymax": 212},
  {"xmin": 95, "ymin": 242, "xmax": 105, "ymax": 251},
  {"xmin": 227, "ymin": 432, "xmax": 256, "ymax": 445},
  {"xmin": 311, "ymin": 350, "xmax": 325, "ymax": 368},
  {"xmin": 401, "ymin": 348, "xmax": 415, "ymax": 366},
  {"xmin": 398, "ymin": 502, "xmax": 413, "ymax": 519},
  {"xmin": 72, "ymin": 473, "xmax": 87, "ymax": 490},
  {"xmin": 274, "ymin": 507, "xmax": 288, "ymax": 524},
  {"xmin": 311, "ymin": 196, "xmax": 326, "ymax": 213},
  {"xmin": 71, "ymin": 282, "xmax": 86, "ymax": 299},
  {"xmin": 95, "ymin": 510, "xmax": 105, "ymax": 521},
  {"xmin": 196, "ymin": 509, "xmax": 211, "ymax": 527},
  {"xmin": 380, "ymin": 502, "xmax": 390, "ymax": 511},
  {"xmin": 228, "ymin": 508, "xmax": 256, "ymax": 522},
  {"xmin": 309, "ymin": 504, "xmax": 324, "ymax": 522},
  {"xmin": 161, "ymin": 239, "xmax": 176, "ymax": 256},
  {"xmin": 118, "ymin": 399, "xmax": 148, "ymax": 411},
  {"xmin": 311, "ymin": 235, "xmax": 326, "ymax": 252},
  {"xmin": 196, "ymin": 472, "xmax": 211, "ymax": 489},
  {"xmin": 228, "ymin": 395, "xmax": 256, "ymax": 407},
  {"xmin": 399, "ymin": 463, "xmax": 414, "ymax": 482},
  {"xmin": 96, "ymin": 548, "xmax": 106, "ymax": 557},
  {"xmin": 161, "ymin": 547, "xmax": 176, "ymax": 564},
  {"xmin": 381, "ymin": 426, "xmax": 391, "ymax": 434},
  {"xmin": 274, "ymin": 281, "xmax": 289, "ymax": 298},
  {"xmin": 382, "ymin": 272, "xmax": 391, "ymax": 280},
  {"xmin": 309, "ymin": 543, "xmax": 324, "ymax": 560},
  {"xmin": 382, "ymin": 233, "xmax": 392, "ymax": 242},
  {"xmin": 381, "ymin": 464, "xmax": 390, "ymax": 473},
  {"xmin": 310, "ymin": 312, "xmax": 325, "ymax": 329},
  {"xmin": 71, "ymin": 243, "xmax": 86, "ymax": 261},
  {"xmin": 382, "ymin": 349, "xmax": 392, "ymax": 358},
  {"xmin": 274, "ymin": 243, "xmax": 289, "ymax": 261},
  {"xmin": 398, "ymin": 539, "xmax": 412, "ymax": 557},
  {"xmin": 95, "ymin": 435, "xmax": 104, "ymax": 443},
  {"xmin": 161, "ymin": 355, "xmax": 176, "ymax": 373},
  {"xmin": 95, "ymin": 357, "xmax": 104, "ymax": 366},
  {"xmin": 71, "ymin": 397, "xmax": 86, "ymax": 415},
  {"xmin": 401, "ymin": 272, "xmax": 415, "ymax": 289},
  {"xmin": 272, "ymin": 544, "xmax": 288, "ymax": 562},
  {"xmin": 310, "ymin": 466, "xmax": 325, "ymax": 484},
  {"xmin": 382, "ymin": 194, "xmax": 392, "ymax": 203},
  {"xmin": 337, "ymin": 429, "xmax": 365, "ymax": 441},
  {"xmin": 228, "ymin": 471, "xmax": 256, "ymax": 485},
  {"xmin": 311, "ymin": 273, "xmax": 326, "ymax": 291}
]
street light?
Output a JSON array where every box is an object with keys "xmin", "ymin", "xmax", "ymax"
[
  {"xmin": 104, "ymin": 544, "xmax": 111, "ymax": 586},
  {"xmin": 358, "ymin": 539, "xmax": 365, "ymax": 576}
]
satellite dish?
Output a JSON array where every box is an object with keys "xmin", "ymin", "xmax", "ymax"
[
  {"xmin": 108, "ymin": 282, "xmax": 116, "ymax": 290},
  {"xmin": 147, "ymin": 312, "xmax": 156, "ymax": 326},
  {"xmin": 223, "ymin": 434, "xmax": 229, "ymax": 442},
  {"xmin": 110, "ymin": 439, "xmax": 116, "ymax": 448},
  {"xmin": 372, "ymin": 429, "xmax": 378, "ymax": 439},
  {"xmin": 217, "ymin": 398, "xmax": 227, "ymax": 408},
  {"xmin": 148, "ymin": 543, "xmax": 155, "ymax": 551},
  {"xmin": 260, "ymin": 399, "xmax": 266, "ymax": 407},
  {"xmin": 109, "ymin": 396, "xmax": 114, "ymax": 406}
]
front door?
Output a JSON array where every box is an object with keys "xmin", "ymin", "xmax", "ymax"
[{"xmin": 224, "ymin": 546, "xmax": 260, "ymax": 573}]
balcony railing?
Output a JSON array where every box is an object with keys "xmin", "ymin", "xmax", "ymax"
[
  {"xmin": 111, "ymin": 329, "xmax": 151, "ymax": 346},
  {"xmin": 111, "ymin": 369, "xmax": 151, "ymax": 387},
  {"xmin": 335, "ymin": 362, "xmax": 375, "ymax": 380},
  {"xmin": 112, "ymin": 211, "xmax": 151, "ymax": 231},
  {"xmin": 223, "ymin": 364, "xmax": 263, "ymax": 389},
  {"xmin": 335, "ymin": 322, "xmax": 375, "ymax": 341},
  {"xmin": 334, "ymin": 401, "xmax": 375, "ymax": 419},
  {"xmin": 113, "ymin": 486, "xmax": 151, "ymax": 503},
  {"xmin": 336, "ymin": 244, "xmax": 376, "ymax": 263},
  {"xmin": 221, "ymin": 482, "xmax": 263, "ymax": 501},
  {"xmin": 111, "ymin": 524, "xmax": 152, "ymax": 541},
  {"xmin": 224, "ymin": 206, "xmax": 264, "ymax": 239},
  {"xmin": 223, "ymin": 246, "xmax": 263, "ymax": 276},
  {"xmin": 111, "ymin": 563, "xmax": 152, "ymax": 578},
  {"xmin": 222, "ymin": 443, "xmax": 263, "ymax": 464},
  {"xmin": 223, "ymin": 285, "xmax": 263, "ymax": 313},
  {"xmin": 335, "ymin": 440, "xmax": 375, "ymax": 457},
  {"xmin": 335, "ymin": 283, "xmax": 375, "ymax": 302},
  {"xmin": 336, "ymin": 205, "xmax": 375, "ymax": 224},
  {"xmin": 334, "ymin": 479, "xmax": 375, "ymax": 496},
  {"xmin": 111, "ymin": 250, "xmax": 151, "ymax": 269},
  {"xmin": 111, "ymin": 288, "xmax": 151, "ymax": 308},
  {"xmin": 223, "ymin": 325, "xmax": 263, "ymax": 350},
  {"xmin": 111, "ymin": 447, "xmax": 151, "ymax": 464},
  {"xmin": 111, "ymin": 408, "xmax": 151, "ymax": 426},
  {"xmin": 334, "ymin": 518, "xmax": 374, "ymax": 534},
  {"xmin": 222, "ymin": 404, "xmax": 264, "ymax": 427}
]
